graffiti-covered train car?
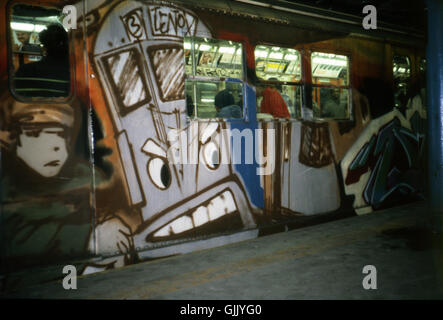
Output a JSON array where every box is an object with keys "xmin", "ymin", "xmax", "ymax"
[{"xmin": 0, "ymin": 0, "xmax": 426, "ymax": 290}]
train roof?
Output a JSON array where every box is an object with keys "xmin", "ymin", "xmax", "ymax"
[{"xmin": 171, "ymin": 0, "xmax": 426, "ymax": 48}]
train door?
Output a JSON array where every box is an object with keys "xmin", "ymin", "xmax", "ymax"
[
  {"xmin": 254, "ymin": 45, "xmax": 342, "ymax": 216},
  {"xmin": 1, "ymin": 0, "xmax": 103, "ymax": 273}
]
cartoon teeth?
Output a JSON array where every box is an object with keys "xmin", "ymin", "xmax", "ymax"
[
  {"xmin": 153, "ymin": 190, "xmax": 237, "ymax": 238},
  {"xmin": 193, "ymin": 206, "xmax": 209, "ymax": 227}
]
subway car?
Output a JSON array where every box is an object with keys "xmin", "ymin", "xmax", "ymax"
[{"xmin": 0, "ymin": 0, "xmax": 426, "ymax": 290}]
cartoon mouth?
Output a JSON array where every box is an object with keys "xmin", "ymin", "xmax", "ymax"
[
  {"xmin": 153, "ymin": 190, "xmax": 238, "ymax": 238},
  {"xmin": 44, "ymin": 160, "xmax": 60, "ymax": 167}
]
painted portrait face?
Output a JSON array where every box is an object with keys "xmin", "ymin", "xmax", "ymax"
[{"xmin": 16, "ymin": 126, "xmax": 68, "ymax": 177}]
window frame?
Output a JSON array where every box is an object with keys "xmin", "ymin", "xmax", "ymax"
[
  {"xmin": 183, "ymin": 36, "xmax": 247, "ymax": 122},
  {"xmin": 254, "ymin": 43, "xmax": 304, "ymax": 120},
  {"xmin": 6, "ymin": 1, "xmax": 76, "ymax": 103}
]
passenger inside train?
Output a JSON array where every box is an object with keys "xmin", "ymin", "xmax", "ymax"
[
  {"xmin": 256, "ymin": 82, "xmax": 290, "ymax": 118},
  {"xmin": 321, "ymin": 87, "xmax": 347, "ymax": 118},
  {"xmin": 214, "ymin": 89, "xmax": 242, "ymax": 118},
  {"xmin": 14, "ymin": 23, "xmax": 70, "ymax": 98},
  {"xmin": 268, "ymin": 77, "xmax": 293, "ymax": 111},
  {"xmin": 254, "ymin": 45, "xmax": 301, "ymax": 119},
  {"xmin": 311, "ymin": 52, "xmax": 350, "ymax": 119},
  {"xmin": 13, "ymin": 31, "xmax": 42, "ymax": 66}
]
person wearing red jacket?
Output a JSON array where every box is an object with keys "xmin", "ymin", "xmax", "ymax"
[{"xmin": 257, "ymin": 85, "xmax": 290, "ymax": 118}]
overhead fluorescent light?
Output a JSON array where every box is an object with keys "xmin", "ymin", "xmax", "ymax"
[
  {"xmin": 11, "ymin": 22, "xmax": 46, "ymax": 32},
  {"xmin": 285, "ymin": 54, "xmax": 298, "ymax": 61},
  {"xmin": 219, "ymin": 47, "xmax": 235, "ymax": 54},
  {"xmin": 199, "ymin": 44, "xmax": 212, "ymax": 51},
  {"xmin": 313, "ymin": 57, "xmax": 347, "ymax": 67},
  {"xmin": 269, "ymin": 52, "xmax": 283, "ymax": 59}
]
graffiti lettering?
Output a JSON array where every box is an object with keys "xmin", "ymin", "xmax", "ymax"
[
  {"xmin": 149, "ymin": 6, "xmax": 197, "ymax": 38},
  {"xmin": 346, "ymin": 117, "xmax": 422, "ymax": 208},
  {"xmin": 122, "ymin": 8, "xmax": 147, "ymax": 41}
]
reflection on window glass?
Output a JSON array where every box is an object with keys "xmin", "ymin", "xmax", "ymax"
[
  {"xmin": 312, "ymin": 87, "xmax": 349, "ymax": 119},
  {"xmin": 103, "ymin": 49, "xmax": 150, "ymax": 114},
  {"xmin": 185, "ymin": 80, "xmax": 243, "ymax": 119},
  {"xmin": 149, "ymin": 46, "xmax": 185, "ymax": 101},
  {"xmin": 11, "ymin": 4, "xmax": 71, "ymax": 98},
  {"xmin": 311, "ymin": 52, "xmax": 350, "ymax": 119},
  {"xmin": 254, "ymin": 45, "xmax": 301, "ymax": 82},
  {"xmin": 184, "ymin": 37, "xmax": 243, "ymax": 79},
  {"xmin": 393, "ymin": 55, "xmax": 411, "ymax": 109}
]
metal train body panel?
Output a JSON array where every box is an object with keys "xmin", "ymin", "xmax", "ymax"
[{"xmin": 0, "ymin": 0, "xmax": 426, "ymax": 289}]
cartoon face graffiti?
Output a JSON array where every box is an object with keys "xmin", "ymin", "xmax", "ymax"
[
  {"xmin": 16, "ymin": 125, "xmax": 68, "ymax": 177},
  {"xmin": 92, "ymin": 1, "xmax": 255, "ymax": 250}
]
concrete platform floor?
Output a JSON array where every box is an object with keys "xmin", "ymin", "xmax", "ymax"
[{"xmin": 2, "ymin": 201, "xmax": 443, "ymax": 300}]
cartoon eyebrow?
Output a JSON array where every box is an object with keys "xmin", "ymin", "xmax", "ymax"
[{"xmin": 142, "ymin": 138, "xmax": 167, "ymax": 158}]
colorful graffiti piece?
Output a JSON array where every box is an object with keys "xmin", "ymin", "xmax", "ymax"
[{"xmin": 341, "ymin": 98, "xmax": 426, "ymax": 213}]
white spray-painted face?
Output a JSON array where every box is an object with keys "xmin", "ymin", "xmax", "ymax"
[{"xmin": 16, "ymin": 127, "xmax": 68, "ymax": 177}]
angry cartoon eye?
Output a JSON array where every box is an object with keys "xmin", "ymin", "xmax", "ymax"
[
  {"xmin": 147, "ymin": 158, "xmax": 171, "ymax": 189},
  {"xmin": 203, "ymin": 141, "xmax": 220, "ymax": 170}
]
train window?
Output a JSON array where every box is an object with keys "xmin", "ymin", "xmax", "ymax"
[
  {"xmin": 184, "ymin": 36, "xmax": 244, "ymax": 119},
  {"xmin": 9, "ymin": 4, "xmax": 72, "ymax": 99},
  {"xmin": 254, "ymin": 45, "xmax": 302, "ymax": 119},
  {"xmin": 254, "ymin": 45, "xmax": 301, "ymax": 81},
  {"xmin": 184, "ymin": 37, "xmax": 243, "ymax": 79},
  {"xmin": 392, "ymin": 55, "xmax": 411, "ymax": 109},
  {"xmin": 186, "ymin": 80, "xmax": 243, "ymax": 119},
  {"xmin": 311, "ymin": 52, "xmax": 350, "ymax": 119}
]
